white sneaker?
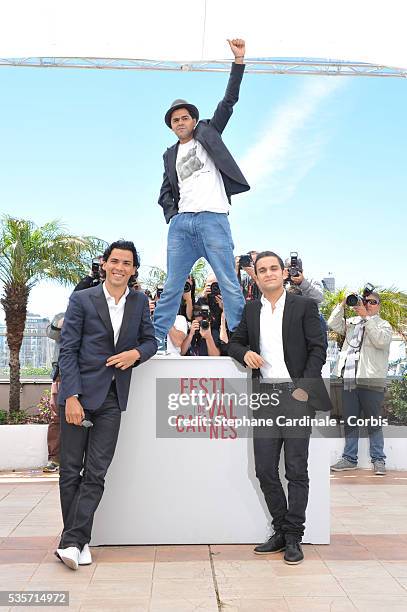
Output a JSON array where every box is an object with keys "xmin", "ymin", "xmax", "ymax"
[
  {"xmin": 79, "ymin": 543, "xmax": 92, "ymax": 565},
  {"xmin": 56, "ymin": 546, "xmax": 80, "ymax": 570}
]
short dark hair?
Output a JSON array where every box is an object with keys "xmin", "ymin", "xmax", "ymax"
[
  {"xmin": 254, "ymin": 251, "xmax": 285, "ymax": 273},
  {"xmin": 103, "ymin": 240, "xmax": 140, "ymax": 268}
]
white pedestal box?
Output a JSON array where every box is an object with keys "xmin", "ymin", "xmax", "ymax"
[{"xmin": 92, "ymin": 356, "xmax": 330, "ymax": 545}]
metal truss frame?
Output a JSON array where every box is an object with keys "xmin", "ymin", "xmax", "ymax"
[{"xmin": 0, "ymin": 57, "xmax": 406, "ymax": 78}]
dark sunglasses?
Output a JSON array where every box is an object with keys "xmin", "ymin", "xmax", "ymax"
[{"xmin": 365, "ymin": 299, "xmax": 379, "ymax": 305}]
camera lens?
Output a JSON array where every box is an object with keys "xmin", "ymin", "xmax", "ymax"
[
  {"xmin": 346, "ymin": 294, "xmax": 359, "ymax": 307},
  {"xmin": 200, "ymin": 320, "xmax": 210, "ymax": 330}
]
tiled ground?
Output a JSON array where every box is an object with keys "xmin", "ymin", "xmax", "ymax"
[{"xmin": 1, "ymin": 470, "xmax": 407, "ymax": 610}]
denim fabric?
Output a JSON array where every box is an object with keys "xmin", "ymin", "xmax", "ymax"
[
  {"xmin": 153, "ymin": 212, "xmax": 245, "ymax": 339},
  {"xmin": 342, "ymin": 387, "xmax": 386, "ymax": 464}
]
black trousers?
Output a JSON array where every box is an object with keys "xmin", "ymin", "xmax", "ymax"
[
  {"xmin": 58, "ymin": 383, "xmax": 121, "ymax": 549},
  {"xmin": 253, "ymin": 385, "xmax": 313, "ymax": 540}
]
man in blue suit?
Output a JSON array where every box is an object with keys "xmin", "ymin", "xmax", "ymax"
[
  {"xmin": 153, "ymin": 38, "xmax": 250, "ymax": 348},
  {"xmin": 56, "ymin": 240, "xmax": 157, "ymax": 570}
]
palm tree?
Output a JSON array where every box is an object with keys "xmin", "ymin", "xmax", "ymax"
[
  {"xmin": 141, "ymin": 258, "xmax": 210, "ymax": 294},
  {"xmin": 321, "ymin": 286, "xmax": 407, "ymax": 345},
  {"xmin": 0, "ymin": 216, "xmax": 105, "ymax": 412}
]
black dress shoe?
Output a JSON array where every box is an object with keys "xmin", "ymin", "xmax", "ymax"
[
  {"xmin": 254, "ymin": 532, "xmax": 286, "ymax": 555},
  {"xmin": 283, "ymin": 535, "xmax": 304, "ymax": 564}
]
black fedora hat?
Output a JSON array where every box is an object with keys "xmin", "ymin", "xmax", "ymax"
[{"xmin": 164, "ymin": 98, "xmax": 199, "ymax": 128}]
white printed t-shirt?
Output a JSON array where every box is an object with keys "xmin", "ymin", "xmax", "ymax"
[{"xmin": 176, "ymin": 139, "xmax": 229, "ymax": 214}]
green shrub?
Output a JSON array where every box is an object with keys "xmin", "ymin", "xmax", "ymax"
[
  {"xmin": 6, "ymin": 409, "xmax": 30, "ymax": 424},
  {"xmin": 387, "ymin": 375, "xmax": 407, "ymax": 424}
]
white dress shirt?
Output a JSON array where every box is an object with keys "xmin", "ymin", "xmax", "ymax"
[
  {"xmin": 103, "ymin": 283, "xmax": 129, "ymax": 346},
  {"xmin": 259, "ymin": 291, "xmax": 292, "ymax": 381}
]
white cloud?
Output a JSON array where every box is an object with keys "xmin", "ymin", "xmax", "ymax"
[{"xmin": 239, "ymin": 77, "xmax": 345, "ymax": 203}]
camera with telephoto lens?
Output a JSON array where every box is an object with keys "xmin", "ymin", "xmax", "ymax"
[
  {"xmin": 239, "ymin": 254, "xmax": 253, "ymax": 268},
  {"xmin": 287, "ymin": 251, "xmax": 303, "ymax": 279},
  {"xmin": 193, "ymin": 305, "xmax": 210, "ymax": 331},
  {"xmin": 346, "ymin": 283, "xmax": 375, "ymax": 307}
]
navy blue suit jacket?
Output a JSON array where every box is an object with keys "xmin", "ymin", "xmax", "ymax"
[
  {"xmin": 58, "ymin": 284, "xmax": 157, "ymax": 412},
  {"xmin": 158, "ymin": 62, "xmax": 250, "ymax": 224}
]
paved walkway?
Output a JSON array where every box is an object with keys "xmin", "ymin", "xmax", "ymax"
[{"xmin": 1, "ymin": 469, "xmax": 407, "ymax": 610}]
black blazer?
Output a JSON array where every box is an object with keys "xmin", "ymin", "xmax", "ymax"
[
  {"xmin": 228, "ymin": 293, "xmax": 332, "ymax": 412},
  {"xmin": 58, "ymin": 284, "xmax": 157, "ymax": 412},
  {"xmin": 158, "ymin": 62, "xmax": 250, "ymax": 224}
]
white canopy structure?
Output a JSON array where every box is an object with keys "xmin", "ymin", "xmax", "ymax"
[{"xmin": 0, "ymin": 0, "xmax": 406, "ymax": 77}]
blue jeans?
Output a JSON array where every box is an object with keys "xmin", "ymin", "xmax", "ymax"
[
  {"xmin": 153, "ymin": 212, "xmax": 245, "ymax": 340},
  {"xmin": 342, "ymin": 387, "xmax": 386, "ymax": 464}
]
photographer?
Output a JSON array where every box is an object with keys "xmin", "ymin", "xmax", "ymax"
[
  {"xmin": 284, "ymin": 253, "xmax": 327, "ymax": 347},
  {"xmin": 328, "ymin": 288, "xmax": 392, "ymax": 475},
  {"xmin": 42, "ymin": 312, "xmax": 65, "ymax": 473},
  {"xmin": 284, "ymin": 254, "xmax": 324, "ymax": 304},
  {"xmin": 74, "ymin": 256, "xmax": 105, "ymax": 292},
  {"xmin": 181, "ymin": 305, "xmax": 223, "ymax": 356},
  {"xmin": 178, "ymin": 274, "xmax": 196, "ymax": 322},
  {"xmin": 236, "ymin": 251, "xmax": 261, "ymax": 301},
  {"xmin": 196, "ymin": 274, "xmax": 224, "ymax": 331}
]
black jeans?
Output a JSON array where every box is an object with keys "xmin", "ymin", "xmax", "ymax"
[
  {"xmin": 253, "ymin": 385, "xmax": 313, "ymax": 539},
  {"xmin": 58, "ymin": 383, "xmax": 121, "ymax": 549}
]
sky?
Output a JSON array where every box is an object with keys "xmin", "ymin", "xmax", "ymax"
[{"xmin": 0, "ymin": 61, "xmax": 406, "ymax": 319}]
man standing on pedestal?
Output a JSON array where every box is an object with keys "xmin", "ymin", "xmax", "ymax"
[
  {"xmin": 154, "ymin": 38, "xmax": 250, "ymax": 349},
  {"xmin": 56, "ymin": 240, "xmax": 157, "ymax": 570}
]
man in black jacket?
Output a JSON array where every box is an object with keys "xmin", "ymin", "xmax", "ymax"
[
  {"xmin": 153, "ymin": 38, "xmax": 250, "ymax": 348},
  {"xmin": 228, "ymin": 251, "xmax": 331, "ymax": 564}
]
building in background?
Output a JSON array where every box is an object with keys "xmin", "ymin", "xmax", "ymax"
[
  {"xmin": 0, "ymin": 313, "xmax": 51, "ymax": 369},
  {"xmin": 322, "ymin": 274, "xmax": 335, "ymax": 292}
]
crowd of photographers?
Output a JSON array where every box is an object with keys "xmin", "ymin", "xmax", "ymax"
[
  {"xmin": 142, "ymin": 250, "xmax": 327, "ymax": 357},
  {"xmin": 68, "ymin": 249, "xmax": 329, "ymax": 360},
  {"xmin": 43, "ymin": 249, "xmax": 394, "ymax": 476},
  {"xmin": 44, "ymin": 250, "xmax": 322, "ymax": 474}
]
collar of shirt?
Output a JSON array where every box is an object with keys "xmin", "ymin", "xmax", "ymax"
[
  {"xmin": 261, "ymin": 290, "xmax": 286, "ymax": 311},
  {"xmin": 102, "ymin": 283, "xmax": 129, "ymax": 307},
  {"xmin": 259, "ymin": 289, "xmax": 291, "ymax": 381},
  {"xmin": 102, "ymin": 283, "xmax": 130, "ymax": 345}
]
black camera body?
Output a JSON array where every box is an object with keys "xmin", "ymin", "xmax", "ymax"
[
  {"xmin": 206, "ymin": 282, "xmax": 222, "ymax": 317},
  {"xmin": 91, "ymin": 258, "xmax": 101, "ymax": 280},
  {"xmin": 184, "ymin": 281, "xmax": 192, "ymax": 293},
  {"xmin": 193, "ymin": 305, "xmax": 210, "ymax": 331},
  {"xmin": 210, "ymin": 282, "xmax": 221, "ymax": 297},
  {"xmin": 155, "ymin": 286, "xmax": 164, "ymax": 300},
  {"xmin": 239, "ymin": 254, "xmax": 253, "ymax": 268},
  {"xmin": 346, "ymin": 283, "xmax": 375, "ymax": 307},
  {"xmin": 287, "ymin": 251, "xmax": 302, "ymax": 279}
]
